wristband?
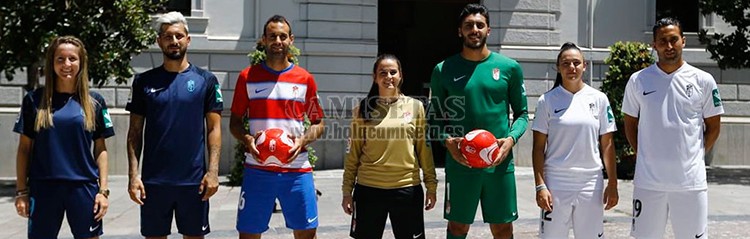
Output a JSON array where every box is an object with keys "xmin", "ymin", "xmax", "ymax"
[
  {"xmin": 535, "ymin": 184, "xmax": 547, "ymax": 192},
  {"xmin": 15, "ymin": 189, "xmax": 28, "ymax": 197}
]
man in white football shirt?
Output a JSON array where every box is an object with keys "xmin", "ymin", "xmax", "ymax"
[{"xmin": 622, "ymin": 17, "xmax": 723, "ymax": 239}]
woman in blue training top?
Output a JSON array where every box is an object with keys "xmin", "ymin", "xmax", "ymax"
[{"xmin": 14, "ymin": 36, "xmax": 115, "ymax": 239}]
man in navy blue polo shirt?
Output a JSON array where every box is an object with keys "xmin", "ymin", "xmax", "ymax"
[{"xmin": 126, "ymin": 11, "xmax": 223, "ymax": 239}]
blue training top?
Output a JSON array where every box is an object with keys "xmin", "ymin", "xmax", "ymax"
[
  {"xmin": 126, "ymin": 64, "xmax": 224, "ymax": 186},
  {"xmin": 14, "ymin": 89, "xmax": 115, "ymax": 181}
]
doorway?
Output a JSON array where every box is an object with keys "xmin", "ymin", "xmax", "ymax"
[{"xmin": 378, "ymin": 0, "xmax": 478, "ymax": 166}]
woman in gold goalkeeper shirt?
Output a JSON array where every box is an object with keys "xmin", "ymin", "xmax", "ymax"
[{"xmin": 341, "ymin": 54, "xmax": 438, "ymax": 239}]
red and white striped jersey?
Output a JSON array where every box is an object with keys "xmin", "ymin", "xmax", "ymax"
[{"xmin": 231, "ymin": 63, "xmax": 324, "ymax": 172}]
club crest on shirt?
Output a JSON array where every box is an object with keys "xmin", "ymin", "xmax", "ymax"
[
  {"xmin": 492, "ymin": 68, "xmax": 500, "ymax": 80},
  {"xmin": 292, "ymin": 85, "xmax": 300, "ymax": 99},
  {"xmin": 686, "ymin": 83, "xmax": 694, "ymax": 98},
  {"xmin": 402, "ymin": 111, "xmax": 413, "ymax": 124},
  {"xmin": 589, "ymin": 102, "xmax": 598, "ymax": 119},
  {"xmin": 187, "ymin": 80, "xmax": 196, "ymax": 92}
]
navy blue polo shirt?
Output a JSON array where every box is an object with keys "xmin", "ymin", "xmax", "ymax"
[
  {"xmin": 13, "ymin": 88, "xmax": 115, "ymax": 181},
  {"xmin": 126, "ymin": 64, "xmax": 223, "ymax": 185}
]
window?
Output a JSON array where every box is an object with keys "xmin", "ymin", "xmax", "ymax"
[
  {"xmin": 151, "ymin": 0, "xmax": 191, "ymax": 16},
  {"xmin": 656, "ymin": 0, "xmax": 699, "ymax": 32}
]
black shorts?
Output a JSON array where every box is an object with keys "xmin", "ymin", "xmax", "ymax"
[
  {"xmin": 350, "ymin": 184, "xmax": 425, "ymax": 239},
  {"xmin": 141, "ymin": 184, "xmax": 210, "ymax": 237}
]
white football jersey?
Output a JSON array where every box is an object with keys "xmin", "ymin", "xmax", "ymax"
[
  {"xmin": 532, "ymin": 85, "xmax": 617, "ymax": 191},
  {"xmin": 622, "ymin": 62, "xmax": 724, "ymax": 191}
]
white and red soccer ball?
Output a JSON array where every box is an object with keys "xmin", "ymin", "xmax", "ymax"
[
  {"xmin": 459, "ymin": 129, "xmax": 499, "ymax": 168},
  {"xmin": 255, "ymin": 128, "xmax": 295, "ymax": 165}
]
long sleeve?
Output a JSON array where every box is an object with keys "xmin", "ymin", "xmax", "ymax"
[
  {"xmin": 507, "ymin": 62, "xmax": 529, "ymax": 142},
  {"xmin": 415, "ymin": 103, "xmax": 437, "ymax": 194},
  {"xmin": 342, "ymin": 107, "xmax": 363, "ymax": 196}
]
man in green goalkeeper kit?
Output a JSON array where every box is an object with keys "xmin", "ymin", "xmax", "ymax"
[{"xmin": 429, "ymin": 3, "xmax": 529, "ymax": 239}]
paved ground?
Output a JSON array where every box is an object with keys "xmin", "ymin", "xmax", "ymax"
[{"xmin": 1, "ymin": 166, "xmax": 750, "ymax": 238}]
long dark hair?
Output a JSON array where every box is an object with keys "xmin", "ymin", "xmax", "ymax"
[
  {"xmin": 358, "ymin": 54, "xmax": 403, "ymax": 122},
  {"xmin": 553, "ymin": 42, "xmax": 584, "ymax": 89}
]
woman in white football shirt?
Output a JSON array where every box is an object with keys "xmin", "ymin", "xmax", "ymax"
[{"xmin": 531, "ymin": 42, "xmax": 619, "ymax": 238}]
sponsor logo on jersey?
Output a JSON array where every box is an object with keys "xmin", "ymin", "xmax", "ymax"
[
  {"xmin": 712, "ymin": 88, "xmax": 722, "ymax": 106},
  {"xmin": 492, "ymin": 68, "xmax": 500, "ymax": 80},
  {"xmin": 103, "ymin": 108, "xmax": 113, "ymax": 128},
  {"xmin": 607, "ymin": 105, "xmax": 614, "ymax": 123},
  {"xmin": 187, "ymin": 80, "xmax": 196, "ymax": 92},
  {"xmin": 214, "ymin": 84, "xmax": 223, "ymax": 102},
  {"xmin": 148, "ymin": 87, "xmax": 166, "ymax": 93},
  {"xmin": 643, "ymin": 90, "xmax": 656, "ymax": 96}
]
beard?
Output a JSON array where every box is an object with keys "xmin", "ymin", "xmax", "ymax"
[
  {"xmin": 658, "ymin": 51, "xmax": 681, "ymax": 64},
  {"xmin": 163, "ymin": 46, "xmax": 187, "ymax": 60},
  {"xmin": 265, "ymin": 45, "xmax": 289, "ymax": 60},
  {"xmin": 462, "ymin": 34, "xmax": 487, "ymax": 49}
]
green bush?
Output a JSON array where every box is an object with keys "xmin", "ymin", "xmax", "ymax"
[{"xmin": 600, "ymin": 41, "xmax": 655, "ymax": 179}]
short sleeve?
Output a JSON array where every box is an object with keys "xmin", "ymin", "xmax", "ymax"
[
  {"xmin": 13, "ymin": 92, "xmax": 38, "ymax": 139},
  {"xmin": 93, "ymin": 93, "xmax": 115, "ymax": 140},
  {"xmin": 203, "ymin": 72, "xmax": 224, "ymax": 113},
  {"xmin": 621, "ymin": 75, "xmax": 640, "ymax": 118},
  {"xmin": 125, "ymin": 74, "xmax": 146, "ymax": 115},
  {"xmin": 230, "ymin": 68, "xmax": 250, "ymax": 117},
  {"xmin": 531, "ymin": 94, "xmax": 549, "ymax": 134},
  {"xmin": 304, "ymin": 74, "xmax": 324, "ymax": 123},
  {"xmin": 599, "ymin": 95, "xmax": 617, "ymax": 135},
  {"xmin": 700, "ymin": 74, "xmax": 724, "ymax": 118}
]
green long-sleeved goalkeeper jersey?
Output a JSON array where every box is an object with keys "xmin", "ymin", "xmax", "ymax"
[{"xmin": 429, "ymin": 52, "xmax": 529, "ymax": 173}]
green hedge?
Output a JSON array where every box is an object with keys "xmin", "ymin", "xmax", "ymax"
[{"xmin": 600, "ymin": 41, "xmax": 655, "ymax": 179}]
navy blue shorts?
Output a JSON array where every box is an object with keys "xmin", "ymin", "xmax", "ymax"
[
  {"xmin": 141, "ymin": 184, "xmax": 210, "ymax": 237},
  {"xmin": 236, "ymin": 167, "xmax": 318, "ymax": 234},
  {"xmin": 28, "ymin": 180, "xmax": 102, "ymax": 239}
]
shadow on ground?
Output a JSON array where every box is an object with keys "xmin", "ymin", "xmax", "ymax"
[{"xmin": 707, "ymin": 167, "xmax": 750, "ymax": 185}]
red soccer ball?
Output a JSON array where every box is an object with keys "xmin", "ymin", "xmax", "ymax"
[
  {"xmin": 459, "ymin": 129, "xmax": 500, "ymax": 168},
  {"xmin": 255, "ymin": 128, "xmax": 295, "ymax": 165}
]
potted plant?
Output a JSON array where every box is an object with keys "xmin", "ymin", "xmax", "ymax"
[{"xmin": 600, "ymin": 41, "xmax": 655, "ymax": 179}]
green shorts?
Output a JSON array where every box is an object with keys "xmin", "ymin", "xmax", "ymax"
[{"xmin": 443, "ymin": 169, "xmax": 518, "ymax": 224}]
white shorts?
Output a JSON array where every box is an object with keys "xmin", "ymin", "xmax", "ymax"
[
  {"xmin": 539, "ymin": 189, "xmax": 604, "ymax": 239},
  {"xmin": 630, "ymin": 187, "xmax": 708, "ymax": 239}
]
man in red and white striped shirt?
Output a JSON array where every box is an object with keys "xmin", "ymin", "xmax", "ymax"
[{"xmin": 229, "ymin": 14, "xmax": 325, "ymax": 239}]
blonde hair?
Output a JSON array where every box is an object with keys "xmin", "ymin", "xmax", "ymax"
[
  {"xmin": 35, "ymin": 36, "xmax": 96, "ymax": 132},
  {"xmin": 154, "ymin": 11, "xmax": 189, "ymax": 34}
]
